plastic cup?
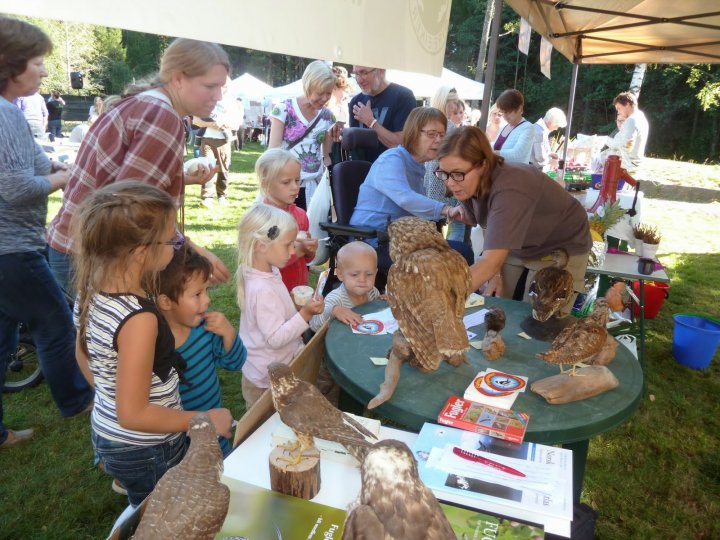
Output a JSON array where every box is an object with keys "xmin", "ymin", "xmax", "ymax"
[{"xmin": 292, "ymin": 285, "xmax": 314, "ymax": 306}]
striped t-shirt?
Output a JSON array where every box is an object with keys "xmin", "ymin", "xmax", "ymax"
[{"xmin": 78, "ymin": 293, "xmax": 184, "ymax": 445}]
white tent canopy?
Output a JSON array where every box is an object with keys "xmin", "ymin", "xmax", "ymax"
[
  {"xmin": 387, "ymin": 67, "xmax": 485, "ymax": 100},
  {"xmin": 228, "ymin": 73, "xmax": 273, "ymax": 100},
  {"xmin": 0, "ymin": 0, "xmax": 452, "ymax": 75}
]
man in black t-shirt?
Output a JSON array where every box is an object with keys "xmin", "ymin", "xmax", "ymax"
[
  {"xmin": 46, "ymin": 92, "xmax": 65, "ymax": 139},
  {"xmin": 348, "ymin": 66, "xmax": 416, "ymax": 162}
]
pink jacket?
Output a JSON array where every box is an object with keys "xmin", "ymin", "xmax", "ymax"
[{"xmin": 240, "ymin": 266, "xmax": 307, "ymax": 388}]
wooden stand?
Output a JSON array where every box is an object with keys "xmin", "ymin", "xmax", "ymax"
[{"xmin": 269, "ymin": 445, "xmax": 321, "ymax": 499}]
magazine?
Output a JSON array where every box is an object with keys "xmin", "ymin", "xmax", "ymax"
[{"xmin": 441, "ymin": 502, "xmax": 544, "ymax": 540}]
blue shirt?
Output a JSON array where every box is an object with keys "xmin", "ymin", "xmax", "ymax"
[
  {"xmin": 349, "ymin": 146, "xmax": 445, "ymax": 245},
  {"xmin": 177, "ymin": 324, "xmax": 247, "ymax": 456}
]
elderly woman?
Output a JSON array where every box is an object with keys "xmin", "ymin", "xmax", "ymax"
[
  {"xmin": 350, "ymin": 107, "xmax": 474, "ymax": 280},
  {"xmin": 0, "ymin": 16, "xmax": 94, "ymax": 449},
  {"xmin": 531, "ymin": 107, "xmax": 567, "ymax": 172},
  {"xmin": 436, "ymin": 126, "xmax": 592, "ymax": 317},
  {"xmin": 269, "ymin": 60, "xmax": 336, "ymax": 209},
  {"xmin": 493, "ymin": 89, "xmax": 535, "ymax": 164},
  {"xmin": 47, "ymin": 38, "xmax": 231, "ymax": 297}
]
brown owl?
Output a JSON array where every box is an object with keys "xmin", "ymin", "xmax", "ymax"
[
  {"xmin": 342, "ymin": 439, "xmax": 455, "ymax": 540},
  {"xmin": 368, "ymin": 217, "xmax": 472, "ymax": 409},
  {"xmin": 132, "ymin": 413, "xmax": 229, "ymax": 540},
  {"xmin": 268, "ymin": 363, "xmax": 378, "ymax": 464},
  {"xmin": 482, "ymin": 305, "xmax": 506, "ymax": 360},
  {"xmin": 537, "ymin": 298, "xmax": 617, "ymax": 375},
  {"xmin": 528, "ymin": 251, "xmax": 575, "ymax": 322}
]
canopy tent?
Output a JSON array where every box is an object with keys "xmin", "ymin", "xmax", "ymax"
[
  {"xmin": 386, "ymin": 67, "xmax": 485, "ymax": 100},
  {"xmin": 228, "ymin": 73, "xmax": 273, "ymax": 100},
  {"xmin": 264, "ymin": 80, "xmax": 304, "ymax": 101},
  {"xmin": 0, "ymin": 0, "xmax": 451, "ymax": 76}
]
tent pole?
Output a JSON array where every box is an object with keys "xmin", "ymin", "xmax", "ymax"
[
  {"xmin": 559, "ymin": 61, "xmax": 580, "ymax": 183},
  {"xmin": 479, "ymin": 0, "xmax": 504, "ymax": 131}
]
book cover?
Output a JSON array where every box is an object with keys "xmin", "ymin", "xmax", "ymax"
[
  {"xmin": 271, "ymin": 413, "xmax": 381, "ymax": 467},
  {"xmin": 438, "ymin": 396, "xmax": 529, "ymax": 444},
  {"xmin": 440, "ymin": 502, "xmax": 544, "ymax": 540},
  {"xmin": 411, "ymin": 422, "xmax": 572, "ymax": 537},
  {"xmin": 216, "ymin": 477, "xmax": 346, "ymax": 539}
]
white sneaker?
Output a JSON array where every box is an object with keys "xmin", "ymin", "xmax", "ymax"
[
  {"xmin": 201, "ymin": 197, "xmax": 215, "ymax": 208},
  {"xmin": 218, "ymin": 196, "xmax": 228, "ymax": 206}
]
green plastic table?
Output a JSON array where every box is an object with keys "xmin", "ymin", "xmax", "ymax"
[{"xmin": 324, "ymin": 297, "xmax": 644, "ymax": 502}]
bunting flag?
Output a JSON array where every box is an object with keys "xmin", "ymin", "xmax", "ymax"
[
  {"xmin": 518, "ymin": 17, "xmax": 531, "ymax": 55},
  {"xmin": 540, "ymin": 36, "xmax": 553, "ymax": 79}
]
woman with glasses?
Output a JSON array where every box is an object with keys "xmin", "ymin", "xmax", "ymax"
[
  {"xmin": 492, "ymin": 89, "xmax": 535, "ymax": 164},
  {"xmin": 0, "ymin": 16, "xmax": 94, "ymax": 450},
  {"xmin": 436, "ymin": 126, "xmax": 591, "ymax": 317},
  {"xmin": 349, "ymin": 107, "xmax": 474, "ymax": 285}
]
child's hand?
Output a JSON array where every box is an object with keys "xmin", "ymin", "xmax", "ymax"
[
  {"xmin": 206, "ymin": 408, "xmax": 234, "ymax": 439},
  {"xmin": 204, "ymin": 311, "xmax": 233, "ymax": 336},
  {"xmin": 332, "ymin": 306, "xmax": 364, "ymax": 326},
  {"xmin": 294, "ymin": 235, "xmax": 317, "ymax": 257},
  {"xmin": 300, "ymin": 295, "xmax": 325, "ymax": 320}
]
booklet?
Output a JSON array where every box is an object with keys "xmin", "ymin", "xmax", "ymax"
[{"xmin": 438, "ymin": 396, "xmax": 529, "ymax": 444}]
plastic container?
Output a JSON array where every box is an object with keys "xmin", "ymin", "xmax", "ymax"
[
  {"xmin": 590, "ymin": 173, "xmax": 625, "ymax": 190},
  {"xmin": 672, "ymin": 314, "xmax": 720, "ymax": 369},
  {"xmin": 632, "ymin": 281, "xmax": 669, "ymax": 318}
]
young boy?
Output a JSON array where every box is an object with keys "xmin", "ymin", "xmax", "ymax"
[
  {"xmin": 157, "ymin": 247, "xmax": 247, "ymax": 457},
  {"xmin": 310, "ymin": 241, "xmax": 382, "ymax": 332}
]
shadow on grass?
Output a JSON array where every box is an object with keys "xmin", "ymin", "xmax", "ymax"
[{"xmin": 636, "ymin": 180, "xmax": 720, "ymax": 203}]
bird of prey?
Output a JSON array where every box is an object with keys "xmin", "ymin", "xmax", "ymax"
[
  {"xmin": 132, "ymin": 413, "xmax": 229, "ymax": 540},
  {"xmin": 536, "ymin": 298, "xmax": 616, "ymax": 375},
  {"xmin": 482, "ymin": 305, "xmax": 506, "ymax": 360},
  {"xmin": 528, "ymin": 250, "xmax": 575, "ymax": 322},
  {"xmin": 267, "ymin": 363, "xmax": 378, "ymax": 464},
  {"xmin": 368, "ymin": 217, "xmax": 472, "ymax": 409},
  {"xmin": 342, "ymin": 439, "xmax": 455, "ymax": 540}
]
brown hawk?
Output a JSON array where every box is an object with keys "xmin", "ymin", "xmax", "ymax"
[
  {"xmin": 132, "ymin": 413, "xmax": 229, "ymax": 540},
  {"xmin": 537, "ymin": 298, "xmax": 617, "ymax": 374},
  {"xmin": 268, "ymin": 363, "xmax": 378, "ymax": 463},
  {"xmin": 342, "ymin": 439, "xmax": 455, "ymax": 540},
  {"xmin": 368, "ymin": 217, "xmax": 472, "ymax": 409}
]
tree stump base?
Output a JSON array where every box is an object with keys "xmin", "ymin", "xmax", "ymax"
[{"xmin": 269, "ymin": 445, "xmax": 321, "ymax": 499}]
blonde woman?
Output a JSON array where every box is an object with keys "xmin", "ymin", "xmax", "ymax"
[
  {"xmin": 268, "ymin": 60, "xmax": 336, "ymax": 209},
  {"xmin": 88, "ymin": 96, "xmax": 104, "ymax": 123},
  {"xmin": 47, "ymin": 38, "xmax": 232, "ymax": 297}
]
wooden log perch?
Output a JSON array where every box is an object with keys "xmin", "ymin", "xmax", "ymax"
[
  {"xmin": 269, "ymin": 445, "xmax": 321, "ymax": 499},
  {"xmin": 531, "ymin": 365, "xmax": 619, "ymax": 404}
]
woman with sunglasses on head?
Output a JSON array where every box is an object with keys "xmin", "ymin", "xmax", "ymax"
[
  {"xmin": 349, "ymin": 107, "xmax": 474, "ymax": 287},
  {"xmin": 0, "ymin": 16, "xmax": 94, "ymax": 450},
  {"xmin": 436, "ymin": 126, "xmax": 592, "ymax": 318}
]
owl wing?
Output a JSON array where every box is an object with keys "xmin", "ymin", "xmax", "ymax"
[
  {"xmin": 342, "ymin": 505, "xmax": 387, "ymax": 540},
  {"xmin": 554, "ymin": 325, "xmax": 609, "ymax": 364},
  {"xmin": 388, "ymin": 248, "xmax": 471, "ymax": 371}
]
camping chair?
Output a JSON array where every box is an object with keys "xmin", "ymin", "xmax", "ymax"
[{"xmin": 318, "ymin": 127, "xmax": 388, "ymax": 295}]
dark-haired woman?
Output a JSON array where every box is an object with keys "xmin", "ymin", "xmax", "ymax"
[
  {"xmin": 0, "ymin": 16, "xmax": 93, "ymax": 449},
  {"xmin": 436, "ymin": 126, "xmax": 591, "ymax": 317}
]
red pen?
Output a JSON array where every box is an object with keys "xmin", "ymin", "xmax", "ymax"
[{"xmin": 452, "ymin": 446, "xmax": 526, "ymax": 478}]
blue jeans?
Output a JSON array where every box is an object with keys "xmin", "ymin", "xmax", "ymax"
[
  {"xmin": 0, "ymin": 250, "xmax": 94, "ymax": 443},
  {"xmin": 447, "ymin": 220, "xmax": 468, "ymax": 244},
  {"xmin": 48, "ymin": 119, "xmax": 63, "ymax": 138},
  {"xmin": 47, "ymin": 246, "xmax": 74, "ymax": 301},
  {"xmin": 92, "ymin": 430, "xmax": 187, "ymax": 506}
]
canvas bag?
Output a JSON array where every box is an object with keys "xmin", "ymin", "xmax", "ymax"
[{"xmin": 305, "ymin": 167, "xmax": 331, "ymax": 266}]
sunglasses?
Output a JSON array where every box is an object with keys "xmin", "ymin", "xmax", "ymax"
[{"xmin": 156, "ymin": 230, "xmax": 185, "ymax": 250}]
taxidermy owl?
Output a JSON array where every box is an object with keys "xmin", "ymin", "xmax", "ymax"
[
  {"xmin": 368, "ymin": 217, "xmax": 472, "ymax": 409},
  {"xmin": 482, "ymin": 305, "xmax": 506, "ymax": 360},
  {"xmin": 529, "ymin": 250, "xmax": 575, "ymax": 322},
  {"xmin": 342, "ymin": 439, "xmax": 455, "ymax": 540},
  {"xmin": 132, "ymin": 413, "xmax": 229, "ymax": 540},
  {"xmin": 536, "ymin": 298, "xmax": 617, "ymax": 375},
  {"xmin": 268, "ymin": 363, "xmax": 378, "ymax": 464}
]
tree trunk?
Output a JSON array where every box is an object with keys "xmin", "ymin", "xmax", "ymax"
[
  {"xmin": 630, "ymin": 64, "xmax": 647, "ymax": 97},
  {"xmin": 710, "ymin": 112, "xmax": 719, "ymax": 160},
  {"xmin": 475, "ymin": 0, "xmax": 495, "ymax": 82}
]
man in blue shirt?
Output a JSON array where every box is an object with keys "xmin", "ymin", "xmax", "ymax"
[{"xmin": 348, "ymin": 66, "xmax": 416, "ymax": 162}]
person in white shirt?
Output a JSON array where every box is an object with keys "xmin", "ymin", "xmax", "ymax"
[
  {"xmin": 605, "ymin": 91, "xmax": 649, "ymax": 173},
  {"xmin": 531, "ymin": 107, "xmax": 567, "ymax": 172}
]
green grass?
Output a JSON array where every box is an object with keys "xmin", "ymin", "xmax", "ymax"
[{"xmin": 1, "ymin": 147, "xmax": 719, "ymax": 539}]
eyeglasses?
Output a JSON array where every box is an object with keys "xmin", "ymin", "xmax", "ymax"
[
  {"xmin": 433, "ymin": 162, "xmax": 482, "ymax": 183},
  {"xmin": 157, "ymin": 230, "xmax": 185, "ymax": 250},
  {"xmin": 352, "ymin": 68, "xmax": 377, "ymax": 79},
  {"xmin": 420, "ymin": 129, "xmax": 446, "ymax": 140}
]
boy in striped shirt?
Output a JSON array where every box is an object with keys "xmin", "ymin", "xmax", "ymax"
[{"xmin": 157, "ymin": 247, "xmax": 246, "ymax": 456}]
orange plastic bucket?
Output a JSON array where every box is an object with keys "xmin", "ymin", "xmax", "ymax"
[{"xmin": 632, "ymin": 281, "xmax": 669, "ymax": 319}]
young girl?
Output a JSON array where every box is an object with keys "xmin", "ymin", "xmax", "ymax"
[
  {"xmin": 72, "ymin": 181, "xmax": 233, "ymax": 507},
  {"xmin": 256, "ymin": 148, "xmax": 318, "ymax": 292},
  {"xmin": 236, "ymin": 203, "xmax": 324, "ymax": 408}
]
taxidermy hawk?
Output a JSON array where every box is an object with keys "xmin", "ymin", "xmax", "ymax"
[
  {"xmin": 342, "ymin": 439, "xmax": 455, "ymax": 540},
  {"xmin": 537, "ymin": 298, "xmax": 617, "ymax": 374},
  {"xmin": 268, "ymin": 363, "xmax": 378, "ymax": 464},
  {"xmin": 482, "ymin": 305, "xmax": 507, "ymax": 360},
  {"xmin": 132, "ymin": 413, "xmax": 229, "ymax": 540},
  {"xmin": 368, "ymin": 217, "xmax": 472, "ymax": 409}
]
